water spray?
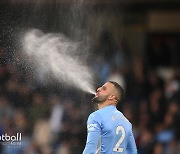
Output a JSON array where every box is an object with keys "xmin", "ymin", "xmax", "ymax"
[{"xmin": 22, "ymin": 29, "xmax": 96, "ymax": 94}]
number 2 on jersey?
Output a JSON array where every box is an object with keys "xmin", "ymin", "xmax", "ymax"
[{"xmin": 113, "ymin": 126, "xmax": 125, "ymax": 152}]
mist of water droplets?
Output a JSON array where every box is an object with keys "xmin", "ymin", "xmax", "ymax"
[{"xmin": 22, "ymin": 29, "xmax": 96, "ymax": 94}]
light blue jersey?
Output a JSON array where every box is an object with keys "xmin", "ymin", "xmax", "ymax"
[{"xmin": 83, "ymin": 105, "xmax": 137, "ymax": 154}]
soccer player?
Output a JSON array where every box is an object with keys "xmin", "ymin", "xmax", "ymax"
[{"xmin": 83, "ymin": 81, "xmax": 137, "ymax": 154}]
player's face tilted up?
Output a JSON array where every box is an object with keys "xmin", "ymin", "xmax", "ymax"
[{"xmin": 92, "ymin": 82, "xmax": 119, "ymax": 108}]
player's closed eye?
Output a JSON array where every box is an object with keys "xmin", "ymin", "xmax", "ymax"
[{"xmin": 102, "ymin": 86, "xmax": 106, "ymax": 90}]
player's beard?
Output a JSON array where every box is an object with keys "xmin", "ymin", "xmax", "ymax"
[{"xmin": 92, "ymin": 94, "xmax": 109, "ymax": 104}]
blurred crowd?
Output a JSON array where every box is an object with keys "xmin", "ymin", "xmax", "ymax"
[
  {"xmin": 0, "ymin": 48, "xmax": 89, "ymax": 154},
  {"xmin": 0, "ymin": 43, "xmax": 180, "ymax": 154}
]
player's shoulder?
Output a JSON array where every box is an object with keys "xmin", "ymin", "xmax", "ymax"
[
  {"xmin": 121, "ymin": 112, "xmax": 132, "ymax": 125},
  {"xmin": 114, "ymin": 110, "xmax": 132, "ymax": 128},
  {"xmin": 87, "ymin": 111, "xmax": 103, "ymax": 127},
  {"xmin": 88, "ymin": 110, "xmax": 102, "ymax": 120}
]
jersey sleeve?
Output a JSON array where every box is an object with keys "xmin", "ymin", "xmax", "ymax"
[
  {"xmin": 82, "ymin": 112, "xmax": 102, "ymax": 154},
  {"xmin": 126, "ymin": 124, "xmax": 137, "ymax": 154}
]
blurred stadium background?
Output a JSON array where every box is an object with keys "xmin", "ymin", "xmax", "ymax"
[{"xmin": 0, "ymin": 0, "xmax": 180, "ymax": 154}]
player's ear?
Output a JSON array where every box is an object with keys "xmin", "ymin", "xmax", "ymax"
[{"xmin": 108, "ymin": 94, "xmax": 116, "ymax": 100}]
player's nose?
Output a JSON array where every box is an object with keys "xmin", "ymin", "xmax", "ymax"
[{"xmin": 97, "ymin": 87, "xmax": 101, "ymax": 92}]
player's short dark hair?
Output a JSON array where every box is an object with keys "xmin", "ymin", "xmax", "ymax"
[{"xmin": 108, "ymin": 81, "xmax": 124, "ymax": 103}]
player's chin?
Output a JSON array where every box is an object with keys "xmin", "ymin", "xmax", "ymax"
[{"xmin": 92, "ymin": 96, "xmax": 99, "ymax": 103}]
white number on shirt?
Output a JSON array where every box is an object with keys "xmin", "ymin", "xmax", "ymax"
[{"xmin": 113, "ymin": 126, "xmax": 125, "ymax": 152}]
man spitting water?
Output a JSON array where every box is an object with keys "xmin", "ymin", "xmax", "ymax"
[{"xmin": 83, "ymin": 81, "xmax": 137, "ymax": 154}]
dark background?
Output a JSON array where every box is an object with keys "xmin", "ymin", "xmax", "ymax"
[{"xmin": 0, "ymin": 0, "xmax": 180, "ymax": 153}]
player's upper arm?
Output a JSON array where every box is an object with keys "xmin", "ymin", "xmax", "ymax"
[
  {"xmin": 87, "ymin": 112, "xmax": 102, "ymax": 132},
  {"xmin": 126, "ymin": 124, "xmax": 137, "ymax": 154},
  {"xmin": 83, "ymin": 112, "xmax": 102, "ymax": 154}
]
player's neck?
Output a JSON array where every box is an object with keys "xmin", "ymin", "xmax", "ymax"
[
  {"xmin": 98, "ymin": 101, "xmax": 116, "ymax": 109},
  {"xmin": 98, "ymin": 103, "xmax": 106, "ymax": 109}
]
